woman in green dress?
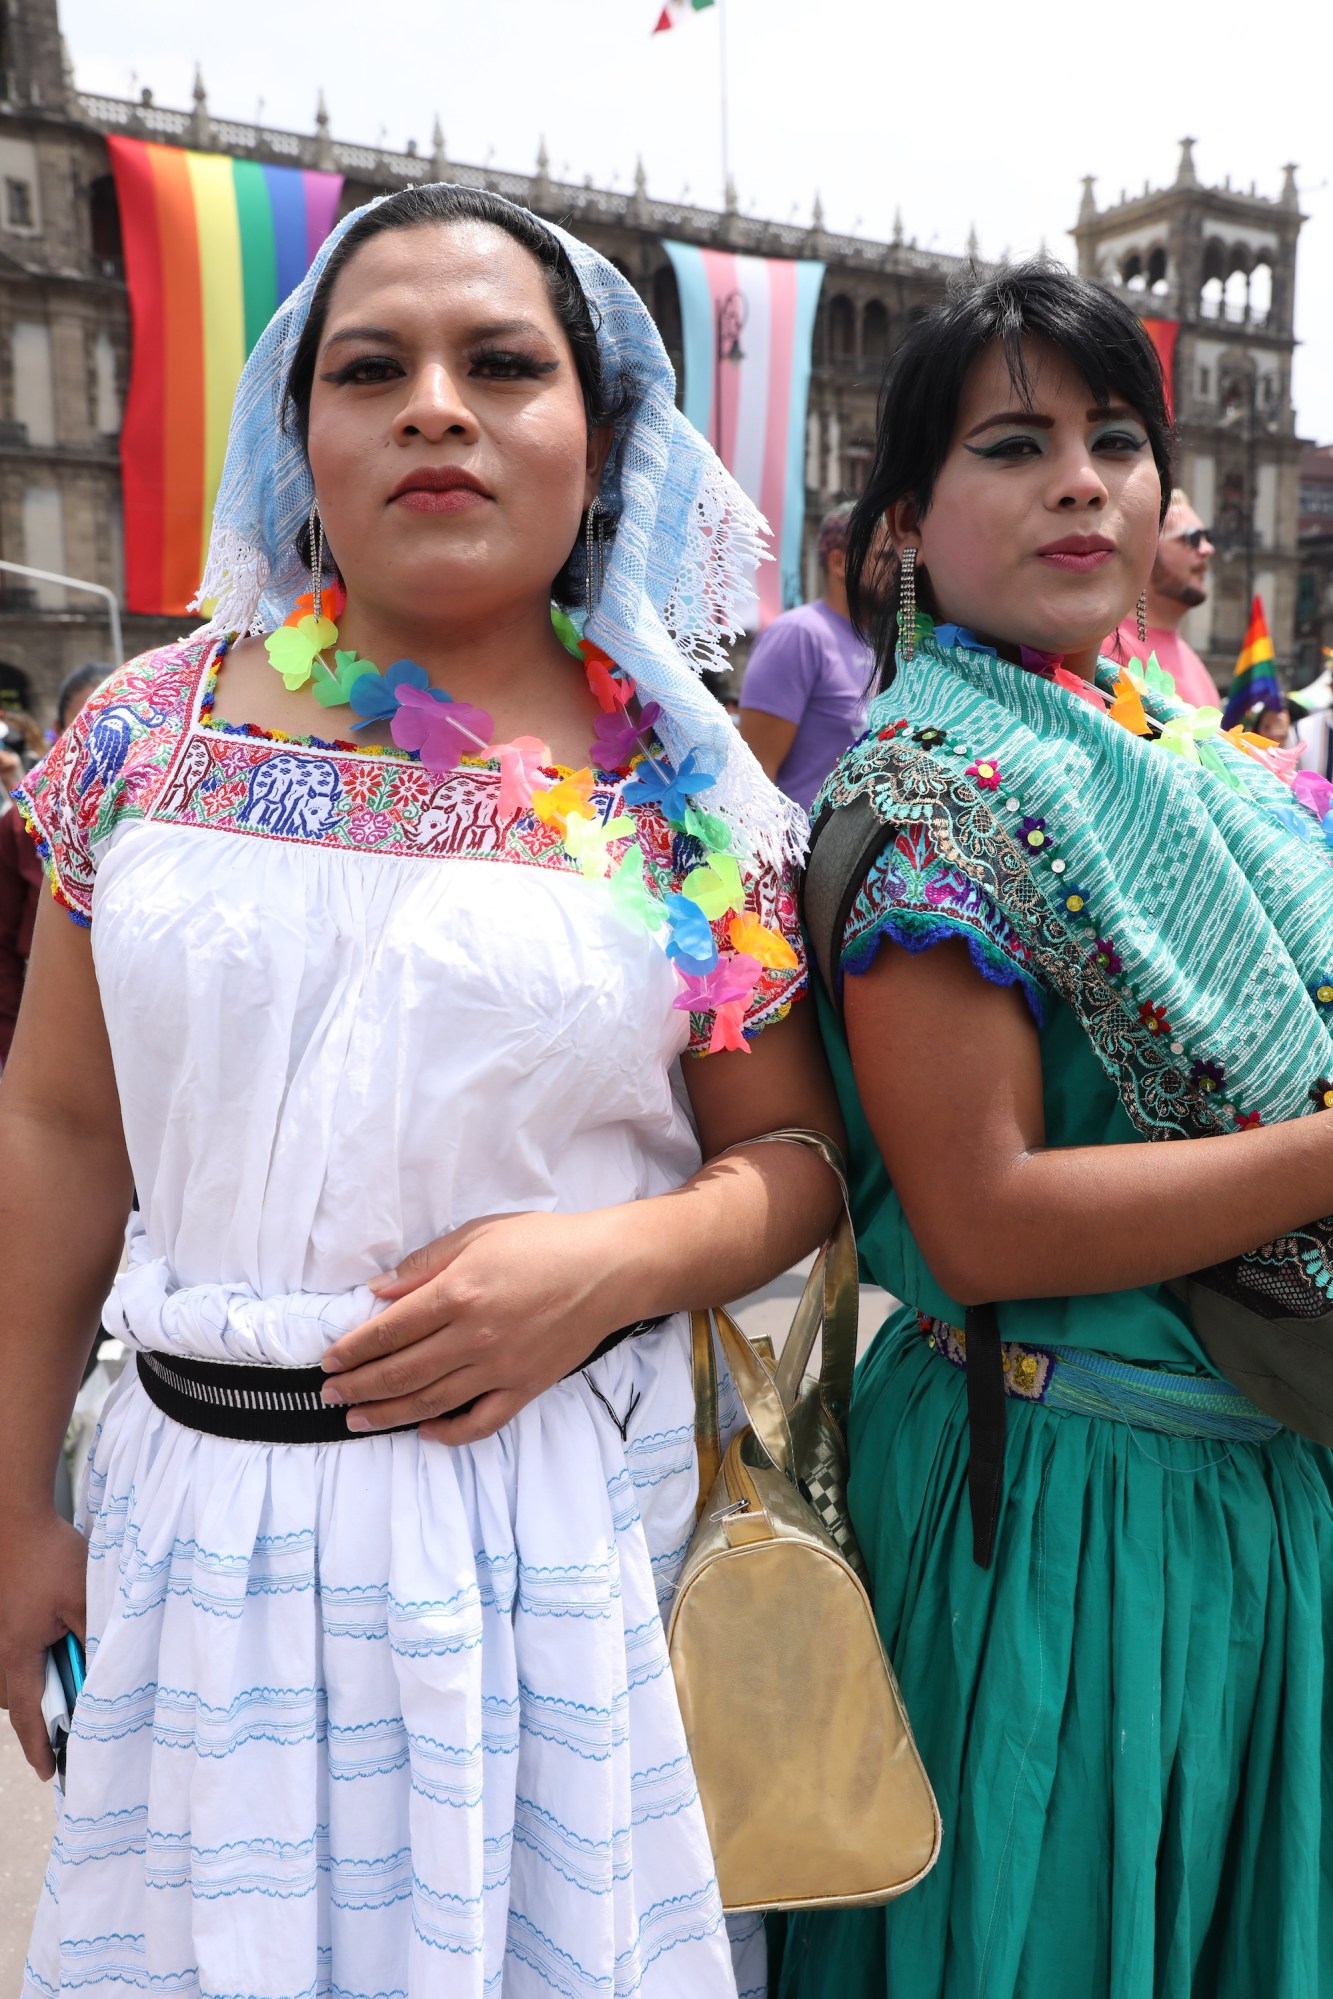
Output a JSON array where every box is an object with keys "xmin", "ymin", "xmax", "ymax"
[{"xmin": 779, "ymin": 263, "xmax": 1333, "ymax": 1999}]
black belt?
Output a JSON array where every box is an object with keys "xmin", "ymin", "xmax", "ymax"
[{"xmin": 135, "ymin": 1317, "xmax": 665, "ymax": 1444}]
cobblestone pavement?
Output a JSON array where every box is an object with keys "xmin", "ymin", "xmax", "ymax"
[{"xmin": 0, "ymin": 1271, "xmax": 894, "ymax": 1990}]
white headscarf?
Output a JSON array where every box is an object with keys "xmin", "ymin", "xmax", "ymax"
[{"xmin": 193, "ymin": 186, "xmax": 804, "ymax": 871}]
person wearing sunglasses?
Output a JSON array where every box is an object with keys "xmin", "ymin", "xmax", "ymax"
[{"xmin": 1110, "ymin": 486, "xmax": 1219, "ymax": 706}]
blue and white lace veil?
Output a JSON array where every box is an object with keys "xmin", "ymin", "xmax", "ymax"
[{"xmin": 193, "ymin": 186, "xmax": 804, "ymax": 871}]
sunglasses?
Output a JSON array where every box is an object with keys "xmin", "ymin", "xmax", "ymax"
[{"xmin": 1167, "ymin": 527, "xmax": 1214, "ymax": 550}]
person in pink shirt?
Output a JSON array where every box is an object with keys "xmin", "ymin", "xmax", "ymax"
[{"xmin": 1110, "ymin": 487, "xmax": 1219, "ymax": 706}]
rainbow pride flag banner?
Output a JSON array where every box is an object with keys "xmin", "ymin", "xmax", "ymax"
[
  {"xmin": 107, "ymin": 137, "xmax": 343, "ymax": 616},
  {"xmin": 664, "ymin": 242, "xmax": 824, "ymax": 627},
  {"xmin": 1221, "ymin": 594, "xmax": 1281, "ymax": 730}
]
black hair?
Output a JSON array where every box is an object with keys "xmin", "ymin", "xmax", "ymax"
[
  {"xmin": 846, "ymin": 259, "xmax": 1175, "ymax": 685},
  {"xmin": 57, "ymin": 662, "xmax": 110, "ymax": 728},
  {"xmin": 284, "ymin": 184, "xmax": 627, "ymax": 607},
  {"xmin": 1242, "ymin": 698, "xmax": 1291, "ymax": 724}
]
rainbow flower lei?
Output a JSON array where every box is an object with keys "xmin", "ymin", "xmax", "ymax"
[{"xmin": 263, "ymin": 596, "xmax": 796, "ymax": 1053}]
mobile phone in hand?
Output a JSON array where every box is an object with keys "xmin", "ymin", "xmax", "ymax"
[{"xmin": 41, "ymin": 1633, "xmax": 85, "ymax": 1789}]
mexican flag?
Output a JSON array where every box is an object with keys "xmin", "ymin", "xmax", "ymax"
[{"xmin": 653, "ymin": 0, "xmax": 715, "ymax": 30}]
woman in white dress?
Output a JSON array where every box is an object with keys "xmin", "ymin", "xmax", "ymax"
[{"xmin": 0, "ymin": 184, "xmax": 840, "ymax": 1999}]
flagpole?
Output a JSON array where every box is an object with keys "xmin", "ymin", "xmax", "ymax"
[{"xmin": 718, "ymin": 0, "xmax": 731, "ymax": 202}]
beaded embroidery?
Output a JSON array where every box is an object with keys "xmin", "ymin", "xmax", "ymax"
[{"xmin": 843, "ymin": 821, "xmax": 1048, "ymax": 1026}]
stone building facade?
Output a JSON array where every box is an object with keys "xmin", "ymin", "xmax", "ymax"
[
  {"xmin": 0, "ymin": 0, "xmax": 972, "ymax": 718},
  {"xmin": 1296, "ymin": 444, "xmax": 1333, "ymax": 681},
  {"xmin": 1073, "ymin": 139, "xmax": 1307, "ymax": 680},
  {"xmin": 0, "ymin": 0, "xmax": 1313, "ymax": 717}
]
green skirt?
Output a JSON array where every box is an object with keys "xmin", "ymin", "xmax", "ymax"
[{"xmin": 777, "ymin": 1315, "xmax": 1333, "ymax": 1999}]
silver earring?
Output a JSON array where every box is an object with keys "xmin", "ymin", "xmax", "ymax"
[
  {"xmin": 899, "ymin": 545, "xmax": 918, "ymax": 662},
  {"xmin": 584, "ymin": 496, "xmax": 608, "ymax": 617},
  {"xmin": 1136, "ymin": 589, "xmax": 1148, "ymax": 644},
  {"xmin": 308, "ymin": 500, "xmax": 325, "ymax": 621}
]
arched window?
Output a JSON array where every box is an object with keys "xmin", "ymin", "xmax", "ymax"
[
  {"xmin": 1249, "ymin": 262, "xmax": 1273, "ymax": 324},
  {"xmin": 843, "ymin": 440, "xmax": 873, "ymax": 495},
  {"xmin": 89, "ymin": 175, "xmax": 123, "ymax": 273},
  {"xmin": 650, "ymin": 264, "xmax": 682, "ymax": 355},
  {"xmin": 827, "ymin": 294, "xmax": 855, "ymax": 359},
  {"xmin": 1147, "ymin": 245, "xmax": 1169, "ymax": 296},
  {"xmin": 1200, "ymin": 275, "xmax": 1223, "ymax": 318},
  {"xmin": 862, "ymin": 299, "xmax": 890, "ymax": 361},
  {"xmin": 1223, "ymin": 267, "xmax": 1249, "ymax": 318},
  {"xmin": 1122, "ymin": 252, "xmax": 1145, "ymax": 292}
]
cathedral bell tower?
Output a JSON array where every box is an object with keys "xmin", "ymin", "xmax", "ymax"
[
  {"xmin": 0, "ymin": 0, "xmax": 68, "ymax": 111},
  {"xmin": 1073, "ymin": 139, "xmax": 1306, "ymax": 678}
]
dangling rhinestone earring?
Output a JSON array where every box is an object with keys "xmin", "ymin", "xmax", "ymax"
[
  {"xmin": 308, "ymin": 500, "xmax": 325, "ymax": 622},
  {"xmin": 584, "ymin": 495, "xmax": 608, "ymax": 618},
  {"xmin": 1136, "ymin": 589, "xmax": 1148, "ymax": 645},
  {"xmin": 898, "ymin": 545, "xmax": 918, "ymax": 663}
]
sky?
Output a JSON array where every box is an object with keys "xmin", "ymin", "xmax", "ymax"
[{"xmin": 64, "ymin": 0, "xmax": 1333, "ymax": 446}]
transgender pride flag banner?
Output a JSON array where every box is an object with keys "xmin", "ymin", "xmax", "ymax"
[{"xmin": 664, "ymin": 242, "xmax": 824, "ymax": 626}]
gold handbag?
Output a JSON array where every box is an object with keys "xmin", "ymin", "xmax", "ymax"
[{"xmin": 666, "ymin": 1128, "xmax": 941, "ymax": 1914}]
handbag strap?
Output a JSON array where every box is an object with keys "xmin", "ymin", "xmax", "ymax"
[
  {"xmin": 965, "ymin": 1303, "xmax": 1006, "ymax": 1570},
  {"xmin": 690, "ymin": 1304, "xmax": 796, "ymax": 1518},
  {"xmin": 744, "ymin": 1129, "xmax": 858, "ymax": 1419},
  {"xmin": 691, "ymin": 1309, "xmax": 722, "ymax": 1507},
  {"xmin": 688, "ymin": 1129, "xmax": 853, "ymax": 1497},
  {"xmin": 802, "ymin": 796, "xmax": 900, "ymax": 1023}
]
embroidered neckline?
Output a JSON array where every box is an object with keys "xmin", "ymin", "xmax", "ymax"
[
  {"xmin": 29, "ymin": 635, "xmax": 805, "ymax": 1058},
  {"xmin": 180, "ymin": 639, "xmax": 803, "ymax": 1055},
  {"xmin": 197, "ymin": 638, "xmax": 635, "ymax": 784}
]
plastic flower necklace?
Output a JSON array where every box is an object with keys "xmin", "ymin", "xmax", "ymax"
[{"xmin": 263, "ymin": 593, "xmax": 796, "ymax": 1053}]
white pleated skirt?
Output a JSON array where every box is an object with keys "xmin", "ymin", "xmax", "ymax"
[{"xmin": 23, "ymin": 1320, "xmax": 763, "ymax": 1999}]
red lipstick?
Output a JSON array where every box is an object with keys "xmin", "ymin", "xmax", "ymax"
[
  {"xmin": 388, "ymin": 466, "xmax": 492, "ymax": 514},
  {"xmin": 1036, "ymin": 534, "xmax": 1115, "ymax": 574}
]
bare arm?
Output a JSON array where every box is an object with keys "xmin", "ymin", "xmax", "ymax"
[
  {"xmin": 738, "ymin": 707, "xmax": 800, "ymax": 785},
  {"xmin": 0, "ymin": 894, "xmax": 134, "ymax": 1773},
  {"xmin": 846, "ymin": 936, "xmax": 1333, "ymax": 1306},
  {"xmin": 318, "ymin": 997, "xmax": 844, "ymax": 1440}
]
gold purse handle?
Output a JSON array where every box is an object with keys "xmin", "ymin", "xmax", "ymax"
[
  {"xmin": 691, "ymin": 1128, "xmax": 855, "ymax": 1506},
  {"xmin": 738, "ymin": 1129, "xmax": 858, "ymax": 1419},
  {"xmin": 692, "ymin": 1302, "xmax": 796, "ymax": 1488}
]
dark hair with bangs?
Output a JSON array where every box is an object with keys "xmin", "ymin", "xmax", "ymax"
[
  {"xmin": 846, "ymin": 259, "xmax": 1174, "ymax": 684},
  {"xmin": 283, "ymin": 184, "xmax": 627, "ymax": 607}
]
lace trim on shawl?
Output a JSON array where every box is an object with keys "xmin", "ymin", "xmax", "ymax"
[
  {"xmin": 659, "ymin": 481, "xmax": 770, "ymax": 672},
  {"xmin": 192, "ymin": 525, "xmax": 271, "ymax": 638}
]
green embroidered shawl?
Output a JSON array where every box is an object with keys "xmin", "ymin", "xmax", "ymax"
[{"xmin": 819, "ymin": 623, "xmax": 1333, "ymax": 1140}]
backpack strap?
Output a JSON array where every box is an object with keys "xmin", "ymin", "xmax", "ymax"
[
  {"xmin": 801, "ymin": 795, "xmax": 900, "ymax": 1021},
  {"xmin": 802, "ymin": 791, "xmax": 1008, "ymax": 1568}
]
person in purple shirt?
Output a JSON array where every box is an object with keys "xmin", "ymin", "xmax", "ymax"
[{"xmin": 739, "ymin": 504, "xmax": 874, "ymax": 811}]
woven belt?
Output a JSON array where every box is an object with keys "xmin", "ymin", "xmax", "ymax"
[
  {"xmin": 918, "ymin": 1314, "xmax": 1281, "ymax": 1445},
  {"xmin": 136, "ymin": 1316, "xmax": 665, "ymax": 1444}
]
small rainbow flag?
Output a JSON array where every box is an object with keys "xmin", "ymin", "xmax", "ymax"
[
  {"xmin": 107, "ymin": 136, "xmax": 343, "ymax": 617},
  {"xmin": 1221, "ymin": 595, "xmax": 1281, "ymax": 730}
]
